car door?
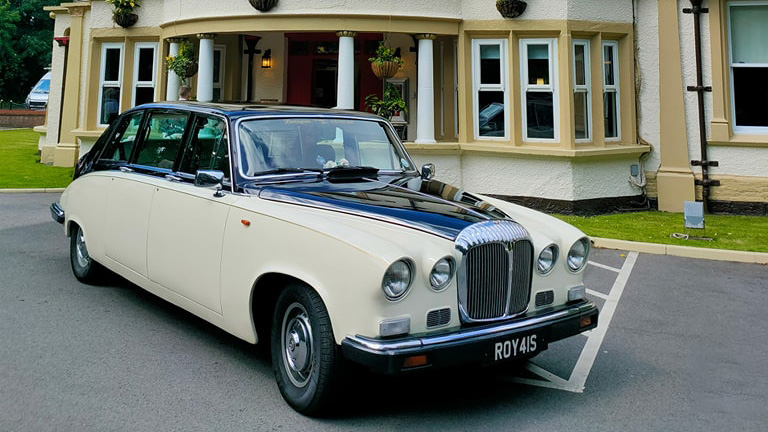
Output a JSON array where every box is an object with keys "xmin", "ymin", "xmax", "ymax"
[{"xmin": 146, "ymin": 114, "xmax": 237, "ymax": 314}]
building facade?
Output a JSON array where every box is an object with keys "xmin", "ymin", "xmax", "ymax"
[{"xmin": 37, "ymin": 0, "xmax": 768, "ymax": 214}]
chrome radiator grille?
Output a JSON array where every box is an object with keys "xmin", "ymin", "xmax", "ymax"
[{"xmin": 456, "ymin": 221, "xmax": 533, "ymax": 323}]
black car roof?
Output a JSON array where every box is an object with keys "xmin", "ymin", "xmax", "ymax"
[{"xmin": 126, "ymin": 101, "xmax": 386, "ymax": 122}]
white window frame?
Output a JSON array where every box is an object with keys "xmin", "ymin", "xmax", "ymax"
[
  {"xmin": 520, "ymin": 38, "xmax": 559, "ymax": 142},
  {"xmin": 727, "ymin": 1, "xmax": 768, "ymax": 134},
  {"xmin": 573, "ymin": 39, "xmax": 592, "ymax": 142},
  {"xmin": 132, "ymin": 42, "xmax": 158, "ymax": 108},
  {"xmin": 213, "ymin": 45, "xmax": 226, "ymax": 102},
  {"xmin": 97, "ymin": 42, "xmax": 124, "ymax": 127},
  {"xmin": 602, "ymin": 40, "xmax": 621, "ymax": 141},
  {"xmin": 472, "ymin": 38, "xmax": 509, "ymax": 141}
]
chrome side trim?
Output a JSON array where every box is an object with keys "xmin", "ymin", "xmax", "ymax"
[{"xmin": 345, "ymin": 301, "xmax": 596, "ymax": 353}]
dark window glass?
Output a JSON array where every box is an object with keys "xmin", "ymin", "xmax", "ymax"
[
  {"xmin": 526, "ymin": 92, "xmax": 554, "ymax": 139},
  {"xmin": 574, "ymin": 45, "xmax": 587, "ymax": 86},
  {"xmin": 528, "ymin": 45, "xmax": 550, "ymax": 85},
  {"xmin": 101, "ymin": 111, "xmax": 143, "ymax": 162},
  {"xmin": 213, "ymin": 50, "xmax": 221, "ymax": 83},
  {"xmin": 134, "ymin": 87, "xmax": 154, "ymax": 106},
  {"xmin": 104, "ymin": 48, "xmax": 121, "ymax": 82},
  {"xmin": 138, "ymin": 47, "xmax": 154, "ymax": 82},
  {"xmin": 604, "ymin": 92, "xmax": 618, "ymax": 138},
  {"xmin": 733, "ymin": 67, "xmax": 768, "ymax": 127},
  {"xmin": 135, "ymin": 112, "xmax": 188, "ymax": 169},
  {"xmin": 480, "ymin": 45, "xmax": 501, "ymax": 85},
  {"xmin": 100, "ymin": 87, "xmax": 120, "ymax": 125},
  {"xmin": 179, "ymin": 116, "xmax": 230, "ymax": 179},
  {"xmin": 574, "ymin": 92, "xmax": 589, "ymax": 140},
  {"xmin": 478, "ymin": 91, "xmax": 505, "ymax": 137},
  {"xmin": 603, "ymin": 45, "xmax": 616, "ymax": 86}
]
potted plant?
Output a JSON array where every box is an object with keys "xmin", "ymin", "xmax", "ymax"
[
  {"xmin": 106, "ymin": 0, "xmax": 141, "ymax": 28},
  {"xmin": 496, "ymin": 0, "xmax": 527, "ymax": 18},
  {"xmin": 369, "ymin": 42, "xmax": 403, "ymax": 80},
  {"xmin": 364, "ymin": 84, "xmax": 407, "ymax": 121},
  {"xmin": 166, "ymin": 41, "xmax": 198, "ymax": 85},
  {"xmin": 248, "ymin": 0, "xmax": 279, "ymax": 12}
]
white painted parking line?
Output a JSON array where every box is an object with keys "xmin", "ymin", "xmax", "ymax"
[
  {"xmin": 586, "ymin": 289, "xmax": 608, "ymax": 300},
  {"xmin": 504, "ymin": 251, "xmax": 639, "ymax": 393},
  {"xmin": 588, "ymin": 261, "xmax": 621, "ymax": 273}
]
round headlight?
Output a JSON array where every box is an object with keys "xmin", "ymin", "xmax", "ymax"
[
  {"xmin": 537, "ymin": 244, "xmax": 558, "ymax": 275},
  {"xmin": 382, "ymin": 260, "xmax": 414, "ymax": 301},
  {"xmin": 567, "ymin": 237, "xmax": 590, "ymax": 272},
  {"xmin": 429, "ymin": 257, "xmax": 455, "ymax": 291}
]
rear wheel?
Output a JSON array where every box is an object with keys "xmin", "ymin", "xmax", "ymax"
[
  {"xmin": 271, "ymin": 284, "xmax": 340, "ymax": 416},
  {"xmin": 69, "ymin": 224, "xmax": 106, "ymax": 284}
]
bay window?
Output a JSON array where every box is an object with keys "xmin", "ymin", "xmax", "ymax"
[
  {"xmin": 602, "ymin": 41, "xmax": 620, "ymax": 141},
  {"xmin": 573, "ymin": 40, "xmax": 591, "ymax": 141},
  {"xmin": 133, "ymin": 42, "xmax": 158, "ymax": 107},
  {"xmin": 98, "ymin": 43, "xmax": 123, "ymax": 126},
  {"xmin": 728, "ymin": 2, "xmax": 768, "ymax": 133},
  {"xmin": 472, "ymin": 39, "xmax": 509, "ymax": 140},
  {"xmin": 521, "ymin": 39, "xmax": 559, "ymax": 141}
]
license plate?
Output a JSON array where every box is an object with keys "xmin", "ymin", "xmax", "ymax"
[{"xmin": 489, "ymin": 332, "xmax": 546, "ymax": 363}]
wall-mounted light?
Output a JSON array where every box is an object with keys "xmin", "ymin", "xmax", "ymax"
[{"xmin": 261, "ymin": 49, "xmax": 272, "ymax": 69}]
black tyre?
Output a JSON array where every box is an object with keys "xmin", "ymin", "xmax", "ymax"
[
  {"xmin": 271, "ymin": 284, "xmax": 340, "ymax": 416},
  {"xmin": 69, "ymin": 224, "xmax": 106, "ymax": 284}
]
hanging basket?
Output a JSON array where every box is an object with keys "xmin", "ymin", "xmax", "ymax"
[
  {"xmin": 496, "ymin": 0, "xmax": 527, "ymax": 18},
  {"xmin": 113, "ymin": 12, "xmax": 138, "ymax": 28},
  {"xmin": 248, "ymin": 0, "xmax": 279, "ymax": 12},
  {"xmin": 185, "ymin": 62, "xmax": 199, "ymax": 78},
  {"xmin": 371, "ymin": 61, "xmax": 400, "ymax": 80}
]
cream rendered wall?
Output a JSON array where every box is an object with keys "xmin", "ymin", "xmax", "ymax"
[
  {"xmin": 40, "ymin": 11, "xmax": 71, "ymax": 152},
  {"xmin": 635, "ymin": 0, "xmax": 662, "ymax": 173}
]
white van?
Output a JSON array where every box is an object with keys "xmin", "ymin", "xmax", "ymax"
[{"xmin": 25, "ymin": 71, "xmax": 51, "ymax": 110}]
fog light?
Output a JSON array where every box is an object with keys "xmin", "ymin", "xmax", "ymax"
[
  {"xmin": 568, "ymin": 285, "xmax": 586, "ymax": 302},
  {"xmin": 380, "ymin": 317, "xmax": 410, "ymax": 337}
]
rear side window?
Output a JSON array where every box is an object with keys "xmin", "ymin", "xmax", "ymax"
[
  {"xmin": 134, "ymin": 111, "xmax": 189, "ymax": 170},
  {"xmin": 100, "ymin": 111, "xmax": 144, "ymax": 162},
  {"xmin": 178, "ymin": 115, "xmax": 230, "ymax": 180}
]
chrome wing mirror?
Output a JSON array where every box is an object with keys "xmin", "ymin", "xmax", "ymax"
[
  {"xmin": 195, "ymin": 170, "xmax": 226, "ymax": 197},
  {"xmin": 421, "ymin": 163, "xmax": 435, "ymax": 181}
]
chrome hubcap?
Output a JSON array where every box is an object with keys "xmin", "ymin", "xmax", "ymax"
[
  {"xmin": 281, "ymin": 302, "xmax": 313, "ymax": 388},
  {"xmin": 75, "ymin": 230, "xmax": 90, "ymax": 268}
]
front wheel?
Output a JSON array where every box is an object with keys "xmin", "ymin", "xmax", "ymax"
[
  {"xmin": 69, "ymin": 224, "xmax": 106, "ymax": 284},
  {"xmin": 271, "ymin": 284, "xmax": 340, "ymax": 416}
]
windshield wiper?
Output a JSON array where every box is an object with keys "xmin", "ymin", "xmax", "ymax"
[{"xmin": 254, "ymin": 167, "xmax": 323, "ymax": 176}]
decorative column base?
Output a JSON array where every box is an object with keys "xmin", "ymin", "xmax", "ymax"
[
  {"xmin": 656, "ymin": 171, "xmax": 695, "ymax": 212},
  {"xmin": 52, "ymin": 142, "xmax": 79, "ymax": 167}
]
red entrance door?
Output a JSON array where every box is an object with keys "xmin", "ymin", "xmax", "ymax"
[{"xmin": 285, "ymin": 33, "xmax": 383, "ymax": 110}]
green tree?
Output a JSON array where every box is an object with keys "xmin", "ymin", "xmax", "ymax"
[{"xmin": 0, "ymin": 0, "xmax": 59, "ymax": 104}]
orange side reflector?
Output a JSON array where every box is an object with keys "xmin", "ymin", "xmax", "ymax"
[
  {"xmin": 580, "ymin": 316, "xmax": 593, "ymax": 328},
  {"xmin": 402, "ymin": 355, "xmax": 428, "ymax": 369},
  {"xmin": 241, "ymin": 219, "xmax": 251, "ymax": 227}
]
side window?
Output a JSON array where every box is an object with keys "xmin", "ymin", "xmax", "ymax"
[
  {"xmin": 178, "ymin": 116, "xmax": 230, "ymax": 179},
  {"xmin": 100, "ymin": 111, "xmax": 144, "ymax": 162},
  {"xmin": 134, "ymin": 112, "xmax": 189, "ymax": 170}
]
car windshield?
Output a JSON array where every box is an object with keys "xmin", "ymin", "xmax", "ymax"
[
  {"xmin": 237, "ymin": 117, "xmax": 414, "ymax": 177},
  {"xmin": 32, "ymin": 79, "xmax": 50, "ymax": 94}
]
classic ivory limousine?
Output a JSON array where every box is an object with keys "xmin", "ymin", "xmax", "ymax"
[{"xmin": 51, "ymin": 102, "xmax": 598, "ymax": 415}]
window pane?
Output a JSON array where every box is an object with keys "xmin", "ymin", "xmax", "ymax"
[
  {"xmin": 604, "ymin": 45, "xmax": 616, "ymax": 86},
  {"xmin": 574, "ymin": 44, "xmax": 587, "ymax": 86},
  {"xmin": 102, "ymin": 112, "xmax": 143, "ymax": 161},
  {"xmin": 604, "ymin": 92, "xmax": 618, "ymax": 138},
  {"xmin": 733, "ymin": 67, "xmax": 768, "ymax": 127},
  {"xmin": 730, "ymin": 5, "xmax": 768, "ymax": 64},
  {"xmin": 134, "ymin": 86, "xmax": 154, "ymax": 106},
  {"xmin": 138, "ymin": 47, "xmax": 154, "ymax": 82},
  {"xmin": 179, "ymin": 116, "xmax": 230, "ymax": 178},
  {"xmin": 136, "ymin": 113, "xmax": 188, "ymax": 169},
  {"xmin": 478, "ymin": 91, "xmax": 505, "ymax": 137},
  {"xmin": 574, "ymin": 91, "xmax": 589, "ymax": 140},
  {"xmin": 528, "ymin": 44, "xmax": 550, "ymax": 85},
  {"xmin": 100, "ymin": 87, "xmax": 120, "ymax": 125},
  {"xmin": 104, "ymin": 48, "xmax": 121, "ymax": 82},
  {"xmin": 480, "ymin": 45, "xmax": 501, "ymax": 84},
  {"xmin": 213, "ymin": 50, "xmax": 221, "ymax": 83},
  {"xmin": 526, "ymin": 92, "xmax": 554, "ymax": 139}
]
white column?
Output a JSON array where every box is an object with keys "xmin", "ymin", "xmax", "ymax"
[
  {"xmin": 165, "ymin": 38, "xmax": 184, "ymax": 101},
  {"xmin": 196, "ymin": 33, "xmax": 216, "ymax": 103},
  {"xmin": 415, "ymin": 34, "xmax": 437, "ymax": 143},
  {"xmin": 335, "ymin": 31, "xmax": 357, "ymax": 110}
]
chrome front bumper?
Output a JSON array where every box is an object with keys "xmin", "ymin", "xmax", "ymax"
[
  {"xmin": 50, "ymin": 202, "xmax": 65, "ymax": 224},
  {"xmin": 341, "ymin": 300, "xmax": 599, "ymax": 374}
]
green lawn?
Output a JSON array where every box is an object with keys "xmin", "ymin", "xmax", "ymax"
[
  {"xmin": 0, "ymin": 129, "xmax": 74, "ymax": 188},
  {"xmin": 555, "ymin": 211, "xmax": 768, "ymax": 253}
]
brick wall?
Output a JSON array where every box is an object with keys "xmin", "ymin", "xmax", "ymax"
[{"xmin": 0, "ymin": 110, "xmax": 45, "ymax": 128}]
